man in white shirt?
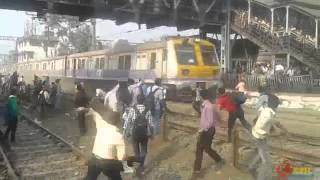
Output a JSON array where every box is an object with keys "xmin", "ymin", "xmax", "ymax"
[
  {"xmin": 38, "ymin": 85, "xmax": 50, "ymax": 120},
  {"xmin": 128, "ymin": 80, "xmax": 144, "ymax": 106},
  {"xmin": 85, "ymin": 98, "xmax": 126, "ymax": 180},
  {"xmin": 104, "ymin": 84, "xmax": 119, "ymax": 112},
  {"xmin": 146, "ymin": 78, "xmax": 166, "ymax": 135},
  {"xmin": 248, "ymin": 87, "xmax": 287, "ymax": 180}
]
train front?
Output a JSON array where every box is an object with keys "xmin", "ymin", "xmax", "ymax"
[{"xmin": 164, "ymin": 38, "xmax": 220, "ymax": 101}]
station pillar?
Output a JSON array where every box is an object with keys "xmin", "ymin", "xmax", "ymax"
[
  {"xmin": 285, "ymin": 6, "xmax": 290, "ymax": 33},
  {"xmin": 315, "ymin": 19, "xmax": 318, "ymax": 48},
  {"xmin": 286, "ymin": 53, "xmax": 291, "ymax": 68},
  {"xmin": 271, "ymin": 8, "xmax": 274, "ymax": 33},
  {"xmin": 199, "ymin": 28, "xmax": 207, "ymax": 39},
  {"xmin": 220, "ymin": 0, "xmax": 231, "ymax": 73},
  {"xmin": 248, "ymin": 0, "xmax": 251, "ymax": 24}
]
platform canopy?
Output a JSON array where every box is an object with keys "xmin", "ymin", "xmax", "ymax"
[{"xmin": 0, "ymin": 0, "xmax": 230, "ymax": 33}]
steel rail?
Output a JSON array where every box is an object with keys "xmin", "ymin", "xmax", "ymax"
[
  {"xmin": 20, "ymin": 107, "xmax": 88, "ymax": 162},
  {"xmin": 0, "ymin": 143, "xmax": 18, "ymax": 180},
  {"xmin": 167, "ymin": 120, "xmax": 320, "ymax": 166}
]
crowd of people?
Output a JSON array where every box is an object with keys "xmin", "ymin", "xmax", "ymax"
[
  {"xmin": 191, "ymin": 80, "xmax": 288, "ymax": 180},
  {"xmin": 0, "ymin": 71, "xmax": 289, "ymax": 180},
  {"xmin": 73, "ymin": 78, "xmax": 166, "ymax": 179}
]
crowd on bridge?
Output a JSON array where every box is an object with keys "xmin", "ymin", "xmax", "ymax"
[{"xmin": 0, "ymin": 71, "xmax": 290, "ymax": 180}]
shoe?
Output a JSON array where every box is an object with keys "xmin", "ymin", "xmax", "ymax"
[
  {"xmin": 190, "ymin": 171, "xmax": 200, "ymax": 180},
  {"xmin": 247, "ymin": 168, "xmax": 257, "ymax": 179},
  {"xmin": 215, "ymin": 159, "xmax": 225, "ymax": 171}
]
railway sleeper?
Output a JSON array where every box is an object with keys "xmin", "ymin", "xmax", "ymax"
[
  {"xmin": 12, "ymin": 152, "xmax": 80, "ymax": 167},
  {"xmin": 11, "ymin": 143, "xmax": 62, "ymax": 152},
  {"xmin": 13, "ymin": 147, "xmax": 72, "ymax": 159},
  {"xmin": 13, "ymin": 146, "xmax": 67, "ymax": 155},
  {"xmin": 10, "ymin": 139, "xmax": 59, "ymax": 147},
  {"xmin": 15, "ymin": 156, "xmax": 83, "ymax": 169},
  {"xmin": 17, "ymin": 159, "xmax": 85, "ymax": 176},
  {"xmin": 21, "ymin": 166, "xmax": 87, "ymax": 180}
]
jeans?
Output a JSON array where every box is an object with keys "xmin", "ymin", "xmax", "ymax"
[
  {"xmin": 39, "ymin": 103, "xmax": 46, "ymax": 120},
  {"xmin": 228, "ymin": 107, "xmax": 252, "ymax": 142},
  {"xmin": 152, "ymin": 110, "xmax": 162, "ymax": 135},
  {"xmin": 86, "ymin": 155, "xmax": 123, "ymax": 180},
  {"xmin": 248, "ymin": 138, "xmax": 272, "ymax": 180},
  {"xmin": 54, "ymin": 94, "xmax": 62, "ymax": 110},
  {"xmin": 194, "ymin": 128, "xmax": 222, "ymax": 171},
  {"xmin": 4, "ymin": 118, "xmax": 17, "ymax": 142},
  {"xmin": 132, "ymin": 137, "xmax": 148, "ymax": 168},
  {"xmin": 77, "ymin": 110, "xmax": 86, "ymax": 135}
]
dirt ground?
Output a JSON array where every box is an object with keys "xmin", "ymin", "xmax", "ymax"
[{"xmin": 21, "ymin": 99, "xmax": 255, "ymax": 180}]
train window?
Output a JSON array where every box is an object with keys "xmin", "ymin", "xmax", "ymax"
[
  {"xmin": 118, "ymin": 55, "xmax": 131, "ymax": 70},
  {"xmin": 66, "ymin": 60, "xmax": 70, "ymax": 69},
  {"xmin": 95, "ymin": 58, "xmax": 100, "ymax": 69},
  {"xmin": 201, "ymin": 46, "xmax": 217, "ymax": 65},
  {"xmin": 77, "ymin": 59, "xmax": 81, "ymax": 69},
  {"xmin": 81, "ymin": 59, "xmax": 86, "ymax": 69},
  {"xmin": 118, "ymin": 56, "xmax": 125, "ymax": 69},
  {"xmin": 124, "ymin": 55, "xmax": 131, "ymax": 70},
  {"xmin": 100, "ymin": 58, "xmax": 105, "ymax": 69},
  {"xmin": 175, "ymin": 44, "xmax": 197, "ymax": 65},
  {"xmin": 150, "ymin": 52, "xmax": 156, "ymax": 69}
]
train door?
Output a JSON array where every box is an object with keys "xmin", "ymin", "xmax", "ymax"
[
  {"xmin": 64, "ymin": 56, "xmax": 67, "ymax": 77},
  {"xmin": 73, "ymin": 58, "xmax": 76, "ymax": 77}
]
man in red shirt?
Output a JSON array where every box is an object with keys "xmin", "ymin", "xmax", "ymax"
[{"xmin": 216, "ymin": 87, "xmax": 251, "ymax": 142}]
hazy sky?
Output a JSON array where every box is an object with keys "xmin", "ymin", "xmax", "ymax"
[{"xmin": 0, "ymin": 9, "xmax": 198, "ymax": 54}]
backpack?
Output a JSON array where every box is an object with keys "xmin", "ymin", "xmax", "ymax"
[
  {"xmin": 117, "ymin": 87, "xmax": 132, "ymax": 106},
  {"xmin": 267, "ymin": 93, "xmax": 280, "ymax": 110},
  {"xmin": 145, "ymin": 86, "xmax": 159, "ymax": 115},
  {"xmin": 230, "ymin": 92, "xmax": 247, "ymax": 105},
  {"xmin": 132, "ymin": 106, "xmax": 148, "ymax": 139}
]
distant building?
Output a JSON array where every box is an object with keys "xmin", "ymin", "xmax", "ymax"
[{"xmin": 16, "ymin": 35, "xmax": 58, "ymax": 63}]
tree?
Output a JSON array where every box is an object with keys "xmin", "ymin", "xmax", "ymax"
[{"xmin": 44, "ymin": 14, "xmax": 93, "ymax": 55}]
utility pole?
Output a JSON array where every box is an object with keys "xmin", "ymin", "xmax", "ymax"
[{"xmin": 91, "ymin": 18, "xmax": 96, "ymax": 51}]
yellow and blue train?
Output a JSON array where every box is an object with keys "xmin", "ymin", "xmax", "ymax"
[{"xmin": 1, "ymin": 37, "xmax": 220, "ymax": 100}]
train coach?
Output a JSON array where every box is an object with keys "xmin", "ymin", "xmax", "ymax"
[{"xmin": 6, "ymin": 37, "xmax": 221, "ymax": 100}]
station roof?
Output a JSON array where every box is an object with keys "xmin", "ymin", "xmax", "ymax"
[{"xmin": 254, "ymin": 0, "xmax": 320, "ymax": 18}]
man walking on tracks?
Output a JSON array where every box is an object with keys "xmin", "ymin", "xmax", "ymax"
[
  {"xmin": 248, "ymin": 86, "xmax": 288, "ymax": 180},
  {"xmin": 85, "ymin": 98, "xmax": 127, "ymax": 180},
  {"xmin": 128, "ymin": 79, "xmax": 145, "ymax": 106},
  {"xmin": 193, "ymin": 89, "xmax": 224, "ymax": 176},
  {"xmin": 38, "ymin": 85, "xmax": 50, "ymax": 121},
  {"xmin": 4, "ymin": 88, "xmax": 18, "ymax": 143},
  {"xmin": 74, "ymin": 84, "xmax": 89, "ymax": 136},
  {"xmin": 146, "ymin": 78, "xmax": 166, "ymax": 136},
  {"xmin": 216, "ymin": 87, "xmax": 251, "ymax": 142},
  {"xmin": 123, "ymin": 94, "xmax": 154, "ymax": 176}
]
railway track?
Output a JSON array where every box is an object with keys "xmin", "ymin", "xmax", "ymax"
[
  {"xmin": 0, "ymin": 108, "xmax": 87, "ymax": 179},
  {"xmin": 0, "ymin": 144, "xmax": 12, "ymax": 180},
  {"xmin": 166, "ymin": 112, "xmax": 320, "ymax": 166}
]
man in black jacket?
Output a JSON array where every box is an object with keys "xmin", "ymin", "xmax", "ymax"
[{"xmin": 75, "ymin": 84, "xmax": 89, "ymax": 136}]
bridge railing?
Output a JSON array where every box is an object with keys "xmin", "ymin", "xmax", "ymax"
[
  {"xmin": 227, "ymin": 74, "xmax": 314, "ymax": 92},
  {"xmin": 232, "ymin": 10, "xmax": 319, "ymax": 61}
]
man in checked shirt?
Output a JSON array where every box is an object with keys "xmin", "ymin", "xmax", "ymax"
[{"xmin": 123, "ymin": 94, "xmax": 154, "ymax": 176}]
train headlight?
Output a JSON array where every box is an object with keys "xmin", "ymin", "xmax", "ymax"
[{"xmin": 181, "ymin": 69, "xmax": 190, "ymax": 76}]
